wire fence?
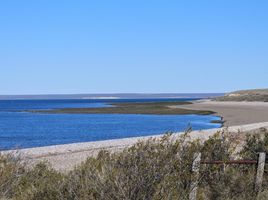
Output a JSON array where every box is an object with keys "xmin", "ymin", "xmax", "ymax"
[{"xmin": 189, "ymin": 152, "xmax": 266, "ymax": 200}]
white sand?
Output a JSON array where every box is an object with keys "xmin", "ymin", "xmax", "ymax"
[{"xmin": 4, "ymin": 122, "xmax": 268, "ymax": 171}]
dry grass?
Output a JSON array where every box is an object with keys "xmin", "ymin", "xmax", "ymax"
[
  {"xmin": 215, "ymin": 89, "xmax": 268, "ymax": 102},
  {"xmin": 1, "ymin": 129, "xmax": 268, "ymax": 199}
]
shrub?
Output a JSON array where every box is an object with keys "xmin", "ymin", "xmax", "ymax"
[
  {"xmin": 0, "ymin": 153, "xmax": 25, "ymax": 199},
  {"xmin": 13, "ymin": 162, "xmax": 65, "ymax": 200},
  {"xmin": 1, "ymin": 129, "xmax": 268, "ymax": 200}
]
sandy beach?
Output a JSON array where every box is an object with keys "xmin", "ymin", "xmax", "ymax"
[
  {"xmin": 6, "ymin": 121, "xmax": 268, "ymax": 171},
  {"xmin": 172, "ymin": 100, "xmax": 268, "ymax": 126}
]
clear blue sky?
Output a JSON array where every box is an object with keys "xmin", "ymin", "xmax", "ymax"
[{"xmin": 0, "ymin": 1, "xmax": 267, "ymax": 94}]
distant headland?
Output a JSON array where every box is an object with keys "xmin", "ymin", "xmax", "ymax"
[{"xmin": 215, "ymin": 89, "xmax": 268, "ymax": 102}]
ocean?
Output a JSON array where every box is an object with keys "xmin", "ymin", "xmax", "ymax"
[{"xmin": 0, "ymin": 98, "xmax": 221, "ymax": 150}]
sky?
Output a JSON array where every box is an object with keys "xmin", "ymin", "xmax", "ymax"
[{"xmin": 0, "ymin": 1, "xmax": 267, "ymax": 94}]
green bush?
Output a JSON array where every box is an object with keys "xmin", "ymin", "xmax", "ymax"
[{"xmin": 13, "ymin": 162, "xmax": 65, "ymax": 200}]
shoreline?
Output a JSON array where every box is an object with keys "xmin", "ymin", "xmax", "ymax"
[
  {"xmin": 3, "ymin": 100, "xmax": 268, "ymax": 171},
  {"xmin": 4, "ymin": 122, "xmax": 268, "ymax": 171}
]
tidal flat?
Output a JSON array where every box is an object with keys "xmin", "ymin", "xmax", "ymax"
[{"xmin": 28, "ymin": 101, "xmax": 215, "ymax": 115}]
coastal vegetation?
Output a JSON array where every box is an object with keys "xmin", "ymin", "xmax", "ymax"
[
  {"xmin": 215, "ymin": 89, "xmax": 268, "ymax": 102},
  {"xmin": 1, "ymin": 128, "xmax": 268, "ymax": 199},
  {"xmin": 29, "ymin": 101, "xmax": 215, "ymax": 115}
]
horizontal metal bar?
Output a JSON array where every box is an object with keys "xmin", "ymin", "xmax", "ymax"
[{"xmin": 201, "ymin": 160, "xmax": 258, "ymax": 165}]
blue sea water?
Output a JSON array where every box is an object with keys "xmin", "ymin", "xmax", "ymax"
[{"xmin": 0, "ymin": 99, "xmax": 221, "ymax": 150}]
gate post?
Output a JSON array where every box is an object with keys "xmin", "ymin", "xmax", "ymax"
[
  {"xmin": 255, "ymin": 152, "xmax": 266, "ymax": 194},
  {"xmin": 189, "ymin": 152, "xmax": 201, "ymax": 200}
]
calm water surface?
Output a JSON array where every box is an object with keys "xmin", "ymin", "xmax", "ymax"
[{"xmin": 0, "ymin": 99, "xmax": 221, "ymax": 150}]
